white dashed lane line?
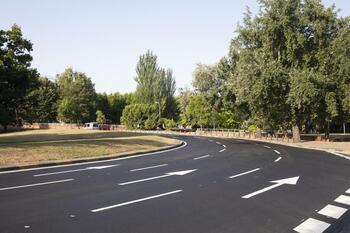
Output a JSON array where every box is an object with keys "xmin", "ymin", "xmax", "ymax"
[
  {"xmin": 130, "ymin": 164, "xmax": 168, "ymax": 172},
  {"xmin": 216, "ymin": 141, "xmax": 221, "ymax": 145},
  {"xmin": 263, "ymin": 145, "xmax": 271, "ymax": 149},
  {"xmin": 223, "ymin": 145, "xmax": 226, "ymax": 148},
  {"xmin": 219, "ymin": 148, "xmax": 226, "ymax": 153},
  {"xmin": 334, "ymin": 195, "xmax": 350, "ymax": 205},
  {"xmin": 193, "ymin": 155, "xmax": 210, "ymax": 160},
  {"xmin": 293, "ymin": 218, "xmax": 330, "ymax": 233},
  {"xmin": 317, "ymin": 204, "xmax": 348, "ymax": 219},
  {"xmin": 229, "ymin": 168, "xmax": 260, "ymax": 179},
  {"xmin": 273, "ymin": 149, "xmax": 281, "ymax": 155},
  {"xmin": 274, "ymin": 157, "xmax": 282, "ymax": 162}
]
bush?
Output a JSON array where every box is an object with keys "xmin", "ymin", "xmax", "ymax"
[
  {"xmin": 248, "ymin": 124, "xmax": 258, "ymax": 133},
  {"xmin": 121, "ymin": 104, "xmax": 159, "ymax": 129},
  {"xmin": 164, "ymin": 118, "xmax": 176, "ymax": 130}
]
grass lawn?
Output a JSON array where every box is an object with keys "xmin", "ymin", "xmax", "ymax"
[{"xmin": 0, "ymin": 129, "xmax": 180, "ymax": 167}]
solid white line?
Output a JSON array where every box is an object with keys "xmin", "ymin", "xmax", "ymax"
[
  {"xmin": 229, "ymin": 168, "xmax": 260, "ymax": 179},
  {"xmin": 216, "ymin": 141, "xmax": 221, "ymax": 145},
  {"xmin": 318, "ymin": 204, "xmax": 347, "ymax": 219},
  {"xmin": 119, "ymin": 174, "xmax": 171, "ymax": 185},
  {"xmin": 130, "ymin": 164, "xmax": 168, "ymax": 172},
  {"xmin": 242, "ymin": 183, "xmax": 283, "ymax": 199},
  {"xmin": 91, "ymin": 190, "xmax": 182, "ymax": 212},
  {"xmin": 293, "ymin": 218, "xmax": 330, "ymax": 233},
  {"xmin": 263, "ymin": 145, "xmax": 271, "ymax": 149},
  {"xmin": 346, "ymin": 188, "xmax": 350, "ymax": 194},
  {"xmin": 219, "ymin": 148, "xmax": 226, "ymax": 153},
  {"xmin": 0, "ymin": 179, "xmax": 74, "ymax": 191},
  {"xmin": 334, "ymin": 195, "xmax": 350, "ymax": 205},
  {"xmin": 274, "ymin": 157, "xmax": 282, "ymax": 162},
  {"xmin": 273, "ymin": 150, "xmax": 281, "ymax": 155},
  {"xmin": 193, "ymin": 155, "xmax": 210, "ymax": 160},
  {"xmin": 0, "ymin": 142, "xmax": 187, "ymax": 175}
]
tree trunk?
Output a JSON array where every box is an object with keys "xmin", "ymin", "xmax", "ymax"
[
  {"xmin": 3, "ymin": 125, "xmax": 8, "ymax": 132},
  {"xmin": 292, "ymin": 124, "xmax": 300, "ymax": 143}
]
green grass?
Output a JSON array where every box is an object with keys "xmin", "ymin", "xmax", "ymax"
[{"xmin": 0, "ymin": 129, "xmax": 180, "ymax": 167}]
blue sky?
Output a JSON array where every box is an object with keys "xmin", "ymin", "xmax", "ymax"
[{"xmin": 1, "ymin": 0, "xmax": 349, "ymax": 94}]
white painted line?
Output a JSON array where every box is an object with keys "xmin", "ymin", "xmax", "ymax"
[
  {"xmin": 328, "ymin": 151, "xmax": 350, "ymax": 161},
  {"xmin": 229, "ymin": 168, "xmax": 260, "ymax": 179},
  {"xmin": 91, "ymin": 190, "xmax": 182, "ymax": 212},
  {"xmin": 263, "ymin": 145, "xmax": 271, "ymax": 149},
  {"xmin": 318, "ymin": 204, "xmax": 347, "ymax": 219},
  {"xmin": 193, "ymin": 155, "xmax": 210, "ymax": 160},
  {"xmin": 130, "ymin": 164, "xmax": 168, "ymax": 172},
  {"xmin": 119, "ymin": 169, "xmax": 197, "ymax": 186},
  {"xmin": 222, "ymin": 145, "xmax": 226, "ymax": 148},
  {"xmin": 293, "ymin": 218, "xmax": 330, "ymax": 233},
  {"xmin": 0, "ymin": 142, "xmax": 187, "ymax": 175},
  {"xmin": 274, "ymin": 157, "xmax": 282, "ymax": 162},
  {"xmin": 219, "ymin": 148, "xmax": 226, "ymax": 153},
  {"xmin": 273, "ymin": 150, "xmax": 281, "ymax": 155},
  {"xmin": 242, "ymin": 176, "xmax": 299, "ymax": 199},
  {"xmin": 216, "ymin": 141, "xmax": 221, "ymax": 145},
  {"xmin": 34, "ymin": 164, "xmax": 119, "ymax": 177},
  {"xmin": 346, "ymin": 188, "xmax": 350, "ymax": 194},
  {"xmin": 334, "ymin": 195, "xmax": 350, "ymax": 205},
  {"xmin": 208, "ymin": 139, "xmax": 213, "ymax": 142},
  {"xmin": 0, "ymin": 179, "xmax": 74, "ymax": 191}
]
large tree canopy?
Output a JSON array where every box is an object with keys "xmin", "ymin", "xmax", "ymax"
[{"xmin": 0, "ymin": 24, "xmax": 38, "ymax": 130}]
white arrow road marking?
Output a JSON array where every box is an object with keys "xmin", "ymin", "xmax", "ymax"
[
  {"xmin": 346, "ymin": 188, "xmax": 350, "ymax": 194},
  {"xmin": 318, "ymin": 204, "xmax": 347, "ymax": 219},
  {"xmin": 0, "ymin": 179, "xmax": 74, "ymax": 191},
  {"xmin": 334, "ymin": 195, "xmax": 350, "ymax": 205},
  {"xmin": 91, "ymin": 190, "xmax": 182, "ymax": 212},
  {"xmin": 293, "ymin": 218, "xmax": 330, "ymax": 233},
  {"xmin": 242, "ymin": 176, "xmax": 300, "ymax": 199},
  {"xmin": 119, "ymin": 169, "xmax": 197, "ymax": 186},
  {"xmin": 219, "ymin": 148, "xmax": 226, "ymax": 153},
  {"xmin": 273, "ymin": 150, "xmax": 281, "ymax": 155},
  {"xmin": 193, "ymin": 155, "xmax": 210, "ymax": 160},
  {"xmin": 130, "ymin": 164, "xmax": 168, "ymax": 172},
  {"xmin": 34, "ymin": 164, "xmax": 119, "ymax": 177},
  {"xmin": 229, "ymin": 168, "xmax": 260, "ymax": 179},
  {"xmin": 274, "ymin": 157, "xmax": 282, "ymax": 162}
]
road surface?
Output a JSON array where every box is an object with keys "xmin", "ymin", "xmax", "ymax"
[{"xmin": 0, "ymin": 135, "xmax": 349, "ymax": 233}]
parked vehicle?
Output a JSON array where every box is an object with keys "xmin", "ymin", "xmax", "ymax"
[{"xmin": 83, "ymin": 122, "xmax": 99, "ymax": 130}]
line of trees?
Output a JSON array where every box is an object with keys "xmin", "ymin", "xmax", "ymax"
[{"xmin": 1, "ymin": 0, "xmax": 349, "ymax": 143}]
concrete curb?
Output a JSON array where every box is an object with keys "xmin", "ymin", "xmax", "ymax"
[{"xmin": 0, "ymin": 141, "xmax": 184, "ymax": 172}]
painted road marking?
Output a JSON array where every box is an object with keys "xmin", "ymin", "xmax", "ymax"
[
  {"xmin": 130, "ymin": 164, "xmax": 168, "ymax": 172},
  {"xmin": 293, "ymin": 218, "xmax": 330, "ymax": 233},
  {"xmin": 318, "ymin": 204, "xmax": 347, "ymax": 219},
  {"xmin": 273, "ymin": 150, "xmax": 281, "ymax": 155},
  {"xmin": 263, "ymin": 145, "xmax": 271, "ymax": 149},
  {"xmin": 208, "ymin": 139, "xmax": 213, "ymax": 142},
  {"xmin": 34, "ymin": 164, "xmax": 119, "ymax": 177},
  {"xmin": 216, "ymin": 141, "xmax": 221, "ymax": 145},
  {"xmin": 334, "ymin": 195, "xmax": 350, "ymax": 205},
  {"xmin": 274, "ymin": 157, "xmax": 282, "ymax": 162},
  {"xmin": 0, "ymin": 142, "xmax": 187, "ymax": 175},
  {"xmin": 91, "ymin": 190, "xmax": 182, "ymax": 212},
  {"xmin": 346, "ymin": 188, "xmax": 350, "ymax": 194},
  {"xmin": 219, "ymin": 148, "xmax": 226, "ymax": 153},
  {"xmin": 242, "ymin": 176, "xmax": 299, "ymax": 199},
  {"xmin": 119, "ymin": 169, "xmax": 197, "ymax": 186},
  {"xmin": 193, "ymin": 155, "xmax": 210, "ymax": 160},
  {"xmin": 223, "ymin": 145, "xmax": 226, "ymax": 148},
  {"xmin": 0, "ymin": 179, "xmax": 74, "ymax": 191},
  {"xmin": 229, "ymin": 168, "xmax": 260, "ymax": 179}
]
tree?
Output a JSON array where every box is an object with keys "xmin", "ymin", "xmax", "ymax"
[
  {"xmin": 57, "ymin": 68, "xmax": 96, "ymax": 123},
  {"xmin": 121, "ymin": 103, "xmax": 159, "ymax": 129},
  {"xmin": 19, "ymin": 77, "xmax": 59, "ymax": 123},
  {"xmin": 0, "ymin": 24, "xmax": 39, "ymax": 131},
  {"xmin": 134, "ymin": 51, "xmax": 177, "ymax": 120},
  {"xmin": 96, "ymin": 110, "xmax": 106, "ymax": 124}
]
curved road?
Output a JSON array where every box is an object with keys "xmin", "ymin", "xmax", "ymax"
[{"xmin": 0, "ymin": 135, "xmax": 349, "ymax": 233}]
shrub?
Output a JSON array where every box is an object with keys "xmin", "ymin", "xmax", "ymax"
[{"xmin": 164, "ymin": 118, "xmax": 176, "ymax": 130}]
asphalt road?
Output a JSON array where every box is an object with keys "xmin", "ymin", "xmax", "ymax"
[{"xmin": 0, "ymin": 135, "xmax": 349, "ymax": 233}]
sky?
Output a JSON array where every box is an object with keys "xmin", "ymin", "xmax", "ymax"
[{"xmin": 1, "ymin": 0, "xmax": 349, "ymax": 94}]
